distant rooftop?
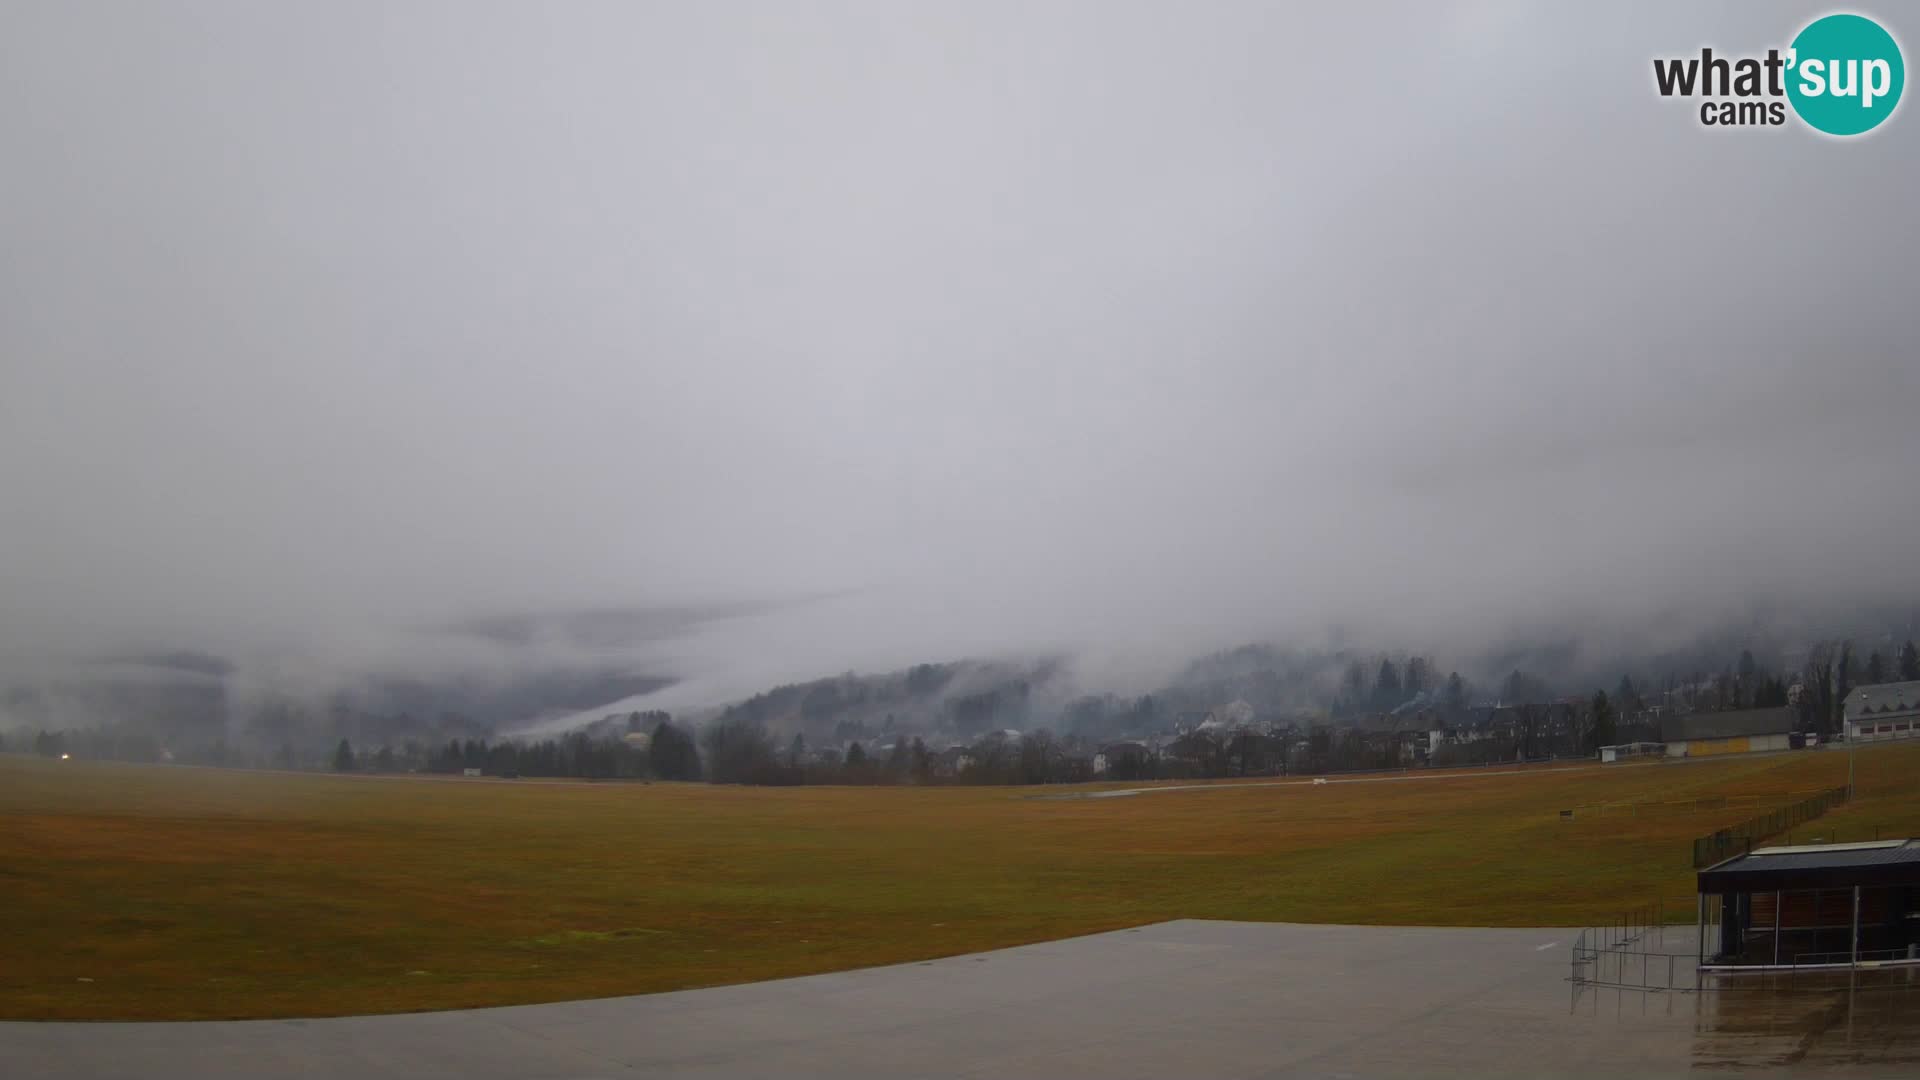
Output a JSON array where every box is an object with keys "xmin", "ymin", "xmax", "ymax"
[
  {"xmin": 1659, "ymin": 706, "xmax": 1794, "ymax": 743},
  {"xmin": 1846, "ymin": 680, "xmax": 1920, "ymax": 721}
]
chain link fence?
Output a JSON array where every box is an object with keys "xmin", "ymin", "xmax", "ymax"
[{"xmin": 1690, "ymin": 786, "xmax": 1851, "ymax": 868}]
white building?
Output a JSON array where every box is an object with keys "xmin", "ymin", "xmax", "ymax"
[
  {"xmin": 1844, "ymin": 681, "xmax": 1920, "ymax": 743},
  {"xmin": 1599, "ymin": 741, "xmax": 1664, "ymax": 763}
]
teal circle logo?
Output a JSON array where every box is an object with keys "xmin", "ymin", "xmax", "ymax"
[{"xmin": 1787, "ymin": 13, "xmax": 1905, "ymax": 136}]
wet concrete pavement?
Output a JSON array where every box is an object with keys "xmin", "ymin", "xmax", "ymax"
[{"xmin": 7, "ymin": 920, "xmax": 1920, "ymax": 1078}]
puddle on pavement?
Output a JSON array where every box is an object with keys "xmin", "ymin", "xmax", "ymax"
[{"xmin": 1572, "ymin": 964, "xmax": 1920, "ymax": 1071}]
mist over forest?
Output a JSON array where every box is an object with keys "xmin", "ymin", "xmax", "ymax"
[{"xmin": 6, "ymin": 596, "xmax": 1917, "ymax": 780}]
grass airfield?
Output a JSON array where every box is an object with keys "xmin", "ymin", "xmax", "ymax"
[{"xmin": 4, "ymin": 742, "xmax": 1918, "ymax": 1020}]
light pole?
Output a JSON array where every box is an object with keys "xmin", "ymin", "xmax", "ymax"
[{"xmin": 1836, "ymin": 688, "xmax": 1855, "ymax": 798}]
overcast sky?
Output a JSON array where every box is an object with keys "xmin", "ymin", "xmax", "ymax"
[{"xmin": 2, "ymin": 2, "xmax": 1916, "ymax": 707}]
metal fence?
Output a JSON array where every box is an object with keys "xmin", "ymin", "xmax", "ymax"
[
  {"xmin": 1788, "ymin": 947, "xmax": 1919, "ymax": 966},
  {"xmin": 1690, "ymin": 786, "xmax": 1851, "ymax": 868},
  {"xmin": 1571, "ymin": 895, "xmax": 1920, "ymax": 1001},
  {"xmin": 1558, "ymin": 790, "xmax": 1834, "ymax": 821},
  {"xmin": 1570, "ymin": 902, "xmax": 1704, "ymax": 995}
]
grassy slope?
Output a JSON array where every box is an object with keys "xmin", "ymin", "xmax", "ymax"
[{"xmin": 2, "ymin": 742, "xmax": 1916, "ymax": 1020}]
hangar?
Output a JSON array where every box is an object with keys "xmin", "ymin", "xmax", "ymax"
[{"xmin": 1660, "ymin": 706, "xmax": 1794, "ymax": 758}]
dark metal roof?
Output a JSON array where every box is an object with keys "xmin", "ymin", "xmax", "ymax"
[
  {"xmin": 1697, "ymin": 840, "xmax": 1920, "ymax": 892},
  {"xmin": 1659, "ymin": 706, "xmax": 1795, "ymax": 743}
]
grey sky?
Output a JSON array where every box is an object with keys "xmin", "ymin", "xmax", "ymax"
[{"xmin": 2, "ymin": 2, "xmax": 1916, "ymax": 710}]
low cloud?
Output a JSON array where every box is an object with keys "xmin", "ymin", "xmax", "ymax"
[{"xmin": 1, "ymin": 2, "xmax": 1914, "ymax": 724}]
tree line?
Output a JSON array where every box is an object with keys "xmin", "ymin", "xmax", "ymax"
[{"xmin": 324, "ymin": 717, "xmax": 706, "ymax": 780}]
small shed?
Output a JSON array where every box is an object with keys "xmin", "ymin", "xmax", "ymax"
[
  {"xmin": 1599, "ymin": 741, "xmax": 1664, "ymax": 763},
  {"xmin": 1696, "ymin": 839, "xmax": 1920, "ymax": 969}
]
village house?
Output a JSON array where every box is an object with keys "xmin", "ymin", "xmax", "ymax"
[
  {"xmin": 1091, "ymin": 740, "xmax": 1152, "ymax": 777},
  {"xmin": 931, "ymin": 745, "xmax": 974, "ymax": 778}
]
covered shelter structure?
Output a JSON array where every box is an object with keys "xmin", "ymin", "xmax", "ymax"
[{"xmin": 1696, "ymin": 839, "xmax": 1920, "ymax": 970}]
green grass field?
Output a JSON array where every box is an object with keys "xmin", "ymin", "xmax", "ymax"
[{"xmin": 4, "ymin": 743, "xmax": 1919, "ymax": 1020}]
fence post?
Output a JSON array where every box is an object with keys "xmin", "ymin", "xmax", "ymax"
[
  {"xmin": 1852, "ymin": 886, "xmax": 1861, "ymax": 968},
  {"xmin": 1697, "ymin": 893, "xmax": 1705, "ymax": 969}
]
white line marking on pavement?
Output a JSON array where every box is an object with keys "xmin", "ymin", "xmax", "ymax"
[{"xmin": 1535, "ymin": 942, "xmax": 1560, "ymax": 951}]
